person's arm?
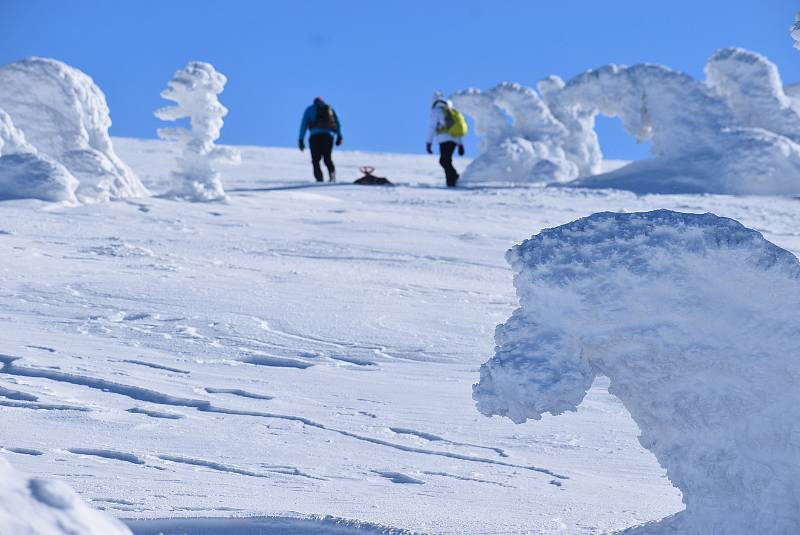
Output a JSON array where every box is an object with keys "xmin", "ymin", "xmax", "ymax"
[
  {"xmin": 333, "ymin": 109, "xmax": 343, "ymax": 146},
  {"xmin": 425, "ymin": 107, "xmax": 440, "ymax": 146},
  {"xmin": 298, "ymin": 107, "xmax": 310, "ymax": 142}
]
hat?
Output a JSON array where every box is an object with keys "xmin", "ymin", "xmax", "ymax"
[{"xmin": 313, "ymin": 96, "xmax": 325, "ymax": 105}]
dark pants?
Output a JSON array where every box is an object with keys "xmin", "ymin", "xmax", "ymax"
[
  {"xmin": 310, "ymin": 134, "xmax": 335, "ymax": 182},
  {"xmin": 439, "ymin": 141, "xmax": 459, "ymax": 187}
]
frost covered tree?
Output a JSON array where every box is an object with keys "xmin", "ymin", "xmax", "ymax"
[
  {"xmin": 474, "ymin": 210, "xmax": 800, "ymax": 534},
  {"xmin": 450, "ymin": 82, "xmax": 600, "ymax": 184},
  {"xmin": 0, "ymin": 57, "xmax": 148, "ymax": 202},
  {"xmin": 155, "ymin": 61, "xmax": 240, "ymax": 202}
]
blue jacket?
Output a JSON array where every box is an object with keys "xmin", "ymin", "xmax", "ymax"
[{"xmin": 299, "ymin": 104, "xmax": 342, "ymax": 141}]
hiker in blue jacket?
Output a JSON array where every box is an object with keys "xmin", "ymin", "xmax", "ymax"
[{"xmin": 298, "ymin": 97, "xmax": 342, "ymax": 183}]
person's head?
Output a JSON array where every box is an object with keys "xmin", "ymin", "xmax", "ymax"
[
  {"xmin": 431, "ymin": 90, "xmax": 448, "ymax": 109},
  {"xmin": 313, "ymin": 96, "xmax": 325, "ymax": 106}
]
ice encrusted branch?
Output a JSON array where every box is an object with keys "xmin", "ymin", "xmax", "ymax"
[
  {"xmin": 155, "ymin": 61, "xmax": 240, "ymax": 202},
  {"xmin": 474, "ymin": 210, "xmax": 800, "ymax": 534}
]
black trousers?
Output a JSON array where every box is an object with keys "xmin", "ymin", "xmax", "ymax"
[
  {"xmin": 439, "ymin": 141, "xmax": 459, "ymax": 187},
  {"xmin": 310, "ymin": 134, "xmax": 335, "ymax": 182}
]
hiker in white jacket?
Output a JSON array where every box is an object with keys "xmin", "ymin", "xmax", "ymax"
[{"xmin": 426, "ymin": 91, "xmax": 465, "ymax": 187}]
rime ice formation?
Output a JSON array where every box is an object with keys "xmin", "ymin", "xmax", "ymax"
[
  {"xmin": 450, "ymin": 83, "xmax": 600, "ymax": 184},
  {"xmin": 0, "ymin": 458, "xmax": 132, "ymax": 534},
  {"xmin": 473, "ymin": 210, "xmax": 800, "ymax": 534},
  {"xmin": 0, "ymin": 57, "xmax": 147, "ymax": 202},
  {"xmin": 155, "ymin": 61, "xmax": 240, "ymax": 202},
  {"xmin": 455, "ymin": 48, "xmax": 800, "ymax": 195},
  {"xmin": 705, "ymin": 48, "xmax": 800, "ymax": 141},
  {"xmin": 0, "ymin": 108, "xmax": 79, "ymax": 203},
  {"xmin": 792, "ymin": 12, "xmax": 800, "ymax": 50}
]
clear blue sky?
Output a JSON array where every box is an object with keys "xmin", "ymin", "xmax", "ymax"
[{"xmin": 2, "ymin": 0, "xmax": 798, "ymax": 160}]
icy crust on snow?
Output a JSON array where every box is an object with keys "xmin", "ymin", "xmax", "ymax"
[
  {"xmin": 0, "ymin": 108, "xmax": 79, "ymax": 203},
  {"xmin": 0, "ymin": 57, "xmax": 147, "ymax": 202},
  {"xmin": 456, "ymin": 48, "xmax": 800, "ymax": 195},
  {"xmin": 0, "ymin": 457, "xmax": 132, "ymax": 535},
  {"xmin": 155, "ymin": 61, "xmax": 239, "ymax": 201},
  {"xmin": 474, "ymin": 210, "xmax": 800, "ymax": 534}
]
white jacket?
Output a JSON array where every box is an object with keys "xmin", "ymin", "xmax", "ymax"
[{"xmin": 426, "ymin": 102, "xmax": 463, "ymax": 145}]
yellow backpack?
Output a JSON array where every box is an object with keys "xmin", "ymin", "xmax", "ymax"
[{"xmin": 438, "ymin": 106, "xmax": 468, "ymax": 138}]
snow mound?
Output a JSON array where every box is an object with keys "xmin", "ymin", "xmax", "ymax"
[
  {"xmin": 0, "ymin": 108, "xmax": 78, "ymax": 203},
  {"xmin": 456, "ymin": 48, "xmax": 800, "ymax": 195},
  {"xmin": 0, "ymin": 57, "xmax": 147, "ymax": 202},
  {"xmin": 450, "ymin": 83, "xmax": 599, "ymax": 184},
  {"xmin": 0, "ymin": 457, "xmax": 132, "ymax": 534},
  {"xmin": 474, "ymin": 210, "xmax": 800, "ymax": 534},
  {"xmin": 155, "ymin": 61, "xmax": 239, "ymax": 202}
]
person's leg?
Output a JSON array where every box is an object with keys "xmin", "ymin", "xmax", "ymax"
[
  {"xmin": 321, "ymin": 135, "xmax": 336, "ymax": 182},
  {"xmin": 439, "ymin": 141, "xmax": 459, "ymax": 187},
  {"xmin": 309, "ymin": 135, "xmax": 324, "ymax": 182}
]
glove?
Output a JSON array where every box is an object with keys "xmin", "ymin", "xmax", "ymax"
[
  {"xmin": 336, "ymin": 136, "xmax": 343, "ymax": 147},
  {"xmin": 426, "ymin": 143, "xmax": 433, "ymax": 154},
  {"xmin": 457, "ymin": 144, "xmax": 465, "ymax": 156},
  {"xmin": 298, "ymin": 139, "xmax": 305, "ymax": 151}
]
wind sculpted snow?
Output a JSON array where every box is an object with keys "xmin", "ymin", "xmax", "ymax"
[{"xmin": 474, "ymin": 210, "xmax": 800, "ymax": 534}]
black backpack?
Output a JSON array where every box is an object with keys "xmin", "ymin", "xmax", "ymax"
[{"xmin": 310, "ymin": 103, "xmax": 337, "ymax": 131}]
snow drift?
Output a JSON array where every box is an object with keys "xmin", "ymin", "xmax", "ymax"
[
  {"xmin": 0, "ymin": 57, "xmax": 147, "ymax": 202},
  {"xmin": 155, "ymin": 61, "xmax": 239, "ymax": 201},
  {"xmin": 474, "ymin": 210, "xmax": 800, "ymax": 534},
  {"xmin": 455, "ymin": 48, "xmax": 800, "ymax": 195},
  {"xmin": 0, "ymin": 457, "xmax": 132, "ymax": 534},
  {"xmin": 0, "ymin": 108, "xmax": 79, "ymax": 203}
]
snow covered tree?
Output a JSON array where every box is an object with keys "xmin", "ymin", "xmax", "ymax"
[
  {"xmin": 792, "ymin": 12, "xmax": 800, "ymax": 49},
  {"xmin": 475, "ymin": 210, "xmax": 800, "ymax": 534},
  {"xmin": 155, "ymin": 61, "xmax": 239, "ymax": 202}
]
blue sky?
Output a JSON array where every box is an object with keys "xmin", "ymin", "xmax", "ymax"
[{"xmin": 2, "ymin": 0, "xmax": 799, "ymax": 160}]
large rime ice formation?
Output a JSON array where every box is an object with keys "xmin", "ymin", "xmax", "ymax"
[
  {"xmin": 0, "ymin": 108, "xmax": 79, "ymax": 203},
  {"xmin": 155, "ymin": 61, "xmax": 239, "ymax": 202},
  {"xmin": 0, "ymin": 57, "xmax": 147, "ymax": 202},
  {"xmin": 473, "ymin": 210, "xmax": 800, "ymax": 534},
  {"xmin": 456, "ymin": 48, "xmax": 800, "ymax": 195},
  {"xmin": 792, "ymin": 12, "xmax": 800, "ymax": 50},
  {"xmin": 0, "ymin": 458, "xmax": 132, "ymax": 534},
  {"xmin": 450, "ymin": 83, "xmax": 600, "ymax": 184}
]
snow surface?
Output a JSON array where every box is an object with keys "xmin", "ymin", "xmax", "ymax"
[
  {"xmin": 0, "ymin": 457, "xmax": 132, "ymax": 534},
  {"xmin": 0, "ymin": 57, "xmax": 148, "ymax": 202},
  {"xmin": 155, "ymin": 61, "xmax": 239, "ymax": 202},
  {"xmin": 1, "ymin": 137, "xmax": 799, "ymax": 533},
  {"xmin": 455, "ymin": 48, "xmax": 800, "ymax": 195},
  {"xmin": 473, "ymin": 210, "xmax": 800, "ymax": 534}
]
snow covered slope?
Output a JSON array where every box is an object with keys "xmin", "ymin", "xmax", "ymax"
[{"xmin": 0, "ymin": 138, "xmax": 798, "ymax": 533}]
